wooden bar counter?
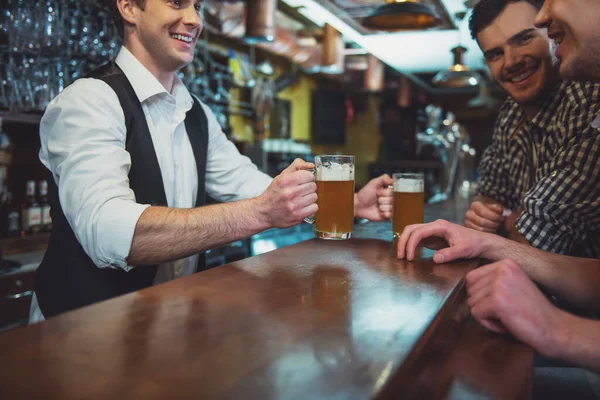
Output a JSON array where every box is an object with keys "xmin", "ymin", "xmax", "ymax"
[{"xmin": 0, "ymin": 201, "xmax": 533, "ymax": 399}]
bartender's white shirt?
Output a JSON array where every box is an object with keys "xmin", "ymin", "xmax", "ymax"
[{"xmin": 30, "ymin": 47, "xmax": 272, "ymax": 323}]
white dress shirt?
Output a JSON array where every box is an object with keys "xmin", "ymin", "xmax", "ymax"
[{"xmin": 30, "ymin": 47, "xmax": 272, "ymax": 323}]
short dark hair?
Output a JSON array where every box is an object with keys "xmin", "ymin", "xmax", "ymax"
[
  {"xmin": 106, "ymin": 0, "xmax": 147, "ymax": 38},
  {"xmin": 468, "ymin": 0, "xmax": 543, "ymax": 41}
]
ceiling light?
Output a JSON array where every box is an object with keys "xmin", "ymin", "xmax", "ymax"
[
  {"xmin": 432, "ymin": 45, "xmax": 480, "ymax": 88},
  {"xmin": 362, "ymin": 0, "xmax": 441, "ymax": 31},
  {"xmin": 468, "ymin": 80, "xmax": 500, "ymax": 109},
  {"xmin": 257, "ymin": 60, "xmax": 275, "ymax": 76}
]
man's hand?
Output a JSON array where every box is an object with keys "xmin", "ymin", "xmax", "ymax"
[
  {"xmin": 256, "ymin": 158, "xmax": 317, "ymax": 229},
  {"xmin": 397, "ymin": 219, "xmax": 493, "ymax": 263},
  {"xmin": 466, "ymin": 259, "xmax": 567, "ymax": 358},
  {"xmin": 465, "ymin": 196, "xmax": 505, "ymax": 233},
  {"xmin": 355, "ymin": 174, "xmax": 393, "ymax": 221}
]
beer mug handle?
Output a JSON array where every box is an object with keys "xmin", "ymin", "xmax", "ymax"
[{"xmin": 304, "ymin": 167, "xmax": 316, "ymax": 224}]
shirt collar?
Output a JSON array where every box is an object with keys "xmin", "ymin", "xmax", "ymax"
[
  {"xmin": 114, "ymin": 47, "xmax": 193, "ymax": 110},
  {"xmin": 528, "ymin": 80, "xmax": 567, "ymax": 130}
]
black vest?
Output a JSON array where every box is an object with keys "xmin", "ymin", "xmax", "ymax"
[{"xmin": 35, "ymin": 62, "xmax": 208, "ymax": 318}]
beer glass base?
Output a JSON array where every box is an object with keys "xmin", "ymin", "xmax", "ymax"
[{"xmin": 315, "ymin": 231, "xmax": 352, "ymax": 240}]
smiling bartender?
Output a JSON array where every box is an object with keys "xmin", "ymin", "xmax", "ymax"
[{"xmin": 30, "ymin": 0, "xmax": 393, "ymax": 322}]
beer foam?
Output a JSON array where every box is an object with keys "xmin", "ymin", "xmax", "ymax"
[
  {"xmin": 316, "ymin": 163, "xmax": 354, "ymax": 181},
  {"xmin": 394, "ymin": 178, "xmax": 423, "ymax": 193}
]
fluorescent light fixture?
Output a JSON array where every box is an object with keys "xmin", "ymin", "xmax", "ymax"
[
  {"xmin": 281, "ymin": 0, "xmax": 484, "ymax": 74},
  {"xmin": 344, "ymin": 48, "xmax": 368, "ymax": 56},
  {"xmin": 281, "ymin": 0, "xmax": 364, "ymax": 45}
]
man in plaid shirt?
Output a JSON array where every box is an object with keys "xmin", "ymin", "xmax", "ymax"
[
  {"xmin": 466, "ymin": 0, "xmax": 600, "ymax": 257},
  {"xmin": 398, "ymin": 0, "xmax": 600, "ymax": 374}
]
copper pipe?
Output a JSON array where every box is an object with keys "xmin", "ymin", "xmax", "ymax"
[
  {"xmin": 364, "ymin": 55, "xmax": 384, "ymax": 92},
  {"xmin": 245, "ymin": 0, "xmax": 277, "ymax": 43},
  {"xmin": 322, "ymin": 24, "xmax": 344, "ymax": 74}
]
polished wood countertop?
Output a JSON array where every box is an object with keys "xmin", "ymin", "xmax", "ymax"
[{"xmin": 0, "ymin": 199, "xmax": 533, "ymax": 399}]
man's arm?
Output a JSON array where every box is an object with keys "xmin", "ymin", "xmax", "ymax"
[
  {"xmin": 467, "ymin": 104, "xmax": 518, "ymax": 233},
  {"xmin": 466, "ymin": 259, "xmax": 600, "ymax": 373},
  {"xmin": 481, "ymin": 233, "xmax": 600, "ymax": 311},
  {"xmin": 128, "ymin": 160, "xmax": 316, "ymax": 265},
  {"xmin": 200, "ymin": 99, "xmax": 394, "ymax": 222},
  {"xmin": 515, "ymin": 83, "xmax": 600, "ymax": 256},
  {"xmin": 397, "ymin": 220, "xmax": 600, "ymax": 311},
  {"xmin": 42, "ymin": 81, "xmax": 316, "ymax": 270}
]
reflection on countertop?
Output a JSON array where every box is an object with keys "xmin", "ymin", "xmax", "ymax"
[{"xmin": 3, "ymin": 195, "xmax": 471, "ymax": 277}]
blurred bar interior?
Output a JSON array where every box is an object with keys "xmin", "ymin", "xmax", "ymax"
[{"xmin": 0, "ymin": 0, "xmax": 505, "ymax": 331}]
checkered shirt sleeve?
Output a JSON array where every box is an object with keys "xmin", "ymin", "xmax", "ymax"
[
  {"xmin": 476, "ymin": 101, "xmax": 522, "ymax": 211},
  {"xmin": 516, "ymin": 82, "xmax": 600, "ymax": 257}
]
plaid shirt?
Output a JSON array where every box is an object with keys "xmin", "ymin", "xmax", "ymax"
[{"xmin": 477, "ymin": 81, "xmax": 600, "ymax": 258}]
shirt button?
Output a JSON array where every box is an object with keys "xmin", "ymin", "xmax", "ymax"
[{"xmin": 551, "ymin": 171, "xmax": 557, "ymax": 177}]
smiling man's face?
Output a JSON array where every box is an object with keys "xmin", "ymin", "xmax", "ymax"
[
  {"xmin": 535, "ymin": 0, "xmax": 600, "ymax": 82},
  {"xmin": 477, "ymin": 1, "xmax": 560, "ymax": 107}
]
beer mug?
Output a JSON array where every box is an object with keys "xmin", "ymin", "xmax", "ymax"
[
  {"xmin": 305, "ymin": 155, "xmax": 355, "ymax": 240},
  {"xmin": 392, "ymin": 173, "xmax": 424, "ymax": 237}
]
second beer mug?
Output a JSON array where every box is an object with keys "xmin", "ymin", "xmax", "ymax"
[
  {"xmin": 306, "ymin": 155, "xmax": 355, "ymax": 240},
  {"xmin": 392, "ymin": 173, "xmax": 424, "ymax": 237}
]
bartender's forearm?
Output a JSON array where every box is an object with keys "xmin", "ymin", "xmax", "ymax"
[
  {"xmin": 127, "ymin": 198, "xmax": 269, "ymax": 265},
  {"xmin": 482, "ymin": 236, "xmax": 600, "ymax": 311}
]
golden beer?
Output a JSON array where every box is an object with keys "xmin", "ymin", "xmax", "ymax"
[
  {"xmin": 392, "ymin": 173, "xmax": 424, "ymax": 237},
  {"xmin": 309, "ymin": 155, "xmax": 355, "ymax": 240},
  {"xmin": 315, "ymin": 180, "xmax": 355, "ymax": 239}
]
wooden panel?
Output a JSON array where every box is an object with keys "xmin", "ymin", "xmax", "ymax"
[{"xmin": 2, "ymin": 233, "xmax": 50, "ymax": 256}]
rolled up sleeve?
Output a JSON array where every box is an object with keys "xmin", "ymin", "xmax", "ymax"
[{"xmin": 40, "ymin": 79, "xmax": 149, "ymax": 270}]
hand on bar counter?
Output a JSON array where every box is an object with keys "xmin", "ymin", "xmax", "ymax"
[
  {"xmin": 465, "ymin": 259, "xmax": 572, "ymax": 361},
  {"xmin": 397, "ymin": 219, "xmax": 490, "ymax": 263},
  {"xmin": 396, "ymin": 219, "xmax": 600, "ymax": 372}
]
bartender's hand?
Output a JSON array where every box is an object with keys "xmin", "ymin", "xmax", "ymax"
[
  {"xmin": 397, "ymin": 219, "xmax": 492, "ymax": 262},
  {"xmin": 354, "ymin": 174, "xmax": 394, "ymax": 221},
  {"xmin": 257, "ymin": 158, "xmax": 317, "ymax": 228},
  {"xmin": 466, "ymin": 259, "xmax": 566, "ymax": 358},
  {"xmin": 465, "ymin": 196, "xmax": 504, "ymax": 233}
]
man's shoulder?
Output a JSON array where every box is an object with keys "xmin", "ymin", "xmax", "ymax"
[
  {"xmin": 558, "ymin": 80, "xmax": 600, "ymax": 107},
  {"xmin": 46, "ymin": 78, "xmax": 115, "ymax": 108}
]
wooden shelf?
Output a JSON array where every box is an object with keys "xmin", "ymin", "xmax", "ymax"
[
  {"xmin": 2, "ymin": 233, "xmax": 50, "ymax": 256},
  {"xmin": 0, "ymin": 111, "xmax": 42, "ymax": 125}
]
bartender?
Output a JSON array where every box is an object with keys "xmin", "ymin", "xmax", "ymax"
[{"xmin": 31, "ymin": 0, "xmax": 393, "ymax": 321}]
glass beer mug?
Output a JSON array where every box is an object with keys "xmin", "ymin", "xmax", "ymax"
[
  {"xmin": 392, "ymin": 172, "xmax": 424, "ymax": 237},
  {"xmin": 305, "ymin": 155, "xmax": 355, "ymax": 240}
]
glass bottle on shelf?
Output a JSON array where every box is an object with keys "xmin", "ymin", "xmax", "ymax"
[
  {"xmin": 22, "ymin": 180, "xmax": 41, "ymax": 236},
  {"xmin": 39, "ymin": 180, "xmax": 52, "ymax": 232},
  {"xmin": 2, "ymin": 191, "xmax": 21, "ymax": 238}
]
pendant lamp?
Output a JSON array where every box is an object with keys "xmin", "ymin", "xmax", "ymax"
[
  {"xmin": 362, "ymin": 0, "xmax": 441, "ymax": 31},
  {"xmin": 432, "ymin": 45, "xmax": 480, "ymax": 88}
]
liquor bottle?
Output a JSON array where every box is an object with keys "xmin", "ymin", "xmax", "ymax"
[
  {"xmin": 1, "ymin": 191, "xmax": 21, "ymax": 238},
  {"xmin": 38, "ymin": 180, "xmax": 52, "ymax": 232},
  {"xmin": 22, "ymin": 180, "xmax": 41, "ymax": 236}
]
